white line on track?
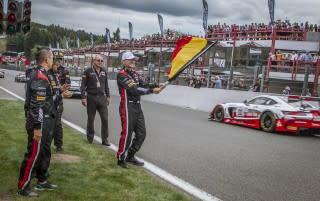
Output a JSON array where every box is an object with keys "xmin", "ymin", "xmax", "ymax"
[{"xmin": 0, "ymin": 86, "xmax": 222, "ymax": 201}]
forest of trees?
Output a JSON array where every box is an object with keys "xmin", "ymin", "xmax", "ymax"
[
  {"xmin": 4, "ymin": 22, "xmax": 186, "ymax": 60},
  {"xmin": 6, "ymin": 22, "xmax": 121, "ymax": 59}
]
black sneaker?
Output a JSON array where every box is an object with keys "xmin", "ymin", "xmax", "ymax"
[
  {"xmin": 34, "ymin": 181, "xmax": 57, "ymax": 191},
  {"xmin": 17, "ymin": 189, "xmax": 39, "ymax": 197},
  {"xmin": 117, "ymin": 160, "xmax": 129, "ymax": 169},
  {"xmin": 102, "ymin": 140, "xmax": 111, "ymax": 146},
  {"xmin": 126, "ymin": 156, "xmax": 144, "ymax": 166},
  {"xmin": 56, "ymin": 147, "xmax": 64, "ymax": 152}
]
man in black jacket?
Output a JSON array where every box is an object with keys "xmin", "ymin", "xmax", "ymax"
[
  {"xmin": 116, "ymin": 52, "xmax": 165, "ymax": 169},
  {"xmin": 18, "ymin": 47, "xmax": 69, "ymax": 197},
  {"xmin": 80, "ymin": 55, "xmax": 110, "ymax": 146}
]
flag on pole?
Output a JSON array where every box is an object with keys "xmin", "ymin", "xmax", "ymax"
[
  {"xmin": 202, "ymin": 0, "xmax": 208, "ymax": 33},
  {"xmin": 66, "ymin": 40, "xmax": 69, "ymax": 49},
  {"xmin": 168, "ymin": 36, "xmax": 216, "ymax": 81},
  {"xmin": 76, "ymin": 37, "xmax": 80, "ymax": 48},
  {"xmin": 268, "ymin": 0, "xmax": 275, "ymax": 24},
  {"xmin": 129, "ymin": 22, "xmax": 133, "ymax": 41},
  {"xmin": 90, "ymin": 33, "xmax": 94, "ymax": 46},
  {"xmin": 157, "ymin": 14, "xmax": 164, "ymax": 36},
  {"xmin": 105, "ymin": 28, "xmax": 111, "ymax": 44}
]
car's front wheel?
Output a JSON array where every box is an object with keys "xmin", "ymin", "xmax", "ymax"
[
  {"xmin": 213, "ymin": 106, "xmax": 224, "ymax": 122},
  {"xmin": 260, "ymin": 111, "xmax": 276, "ymax": 132}
]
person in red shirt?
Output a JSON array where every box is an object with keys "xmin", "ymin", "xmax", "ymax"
[{"xmin": 24, "ymin": 57, "xmax": 31, "ymax": 68}]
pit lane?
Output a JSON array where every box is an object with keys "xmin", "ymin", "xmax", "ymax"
[{"xmin": 1, "ymin": 68, "xmax": 320, "ymax": 201}]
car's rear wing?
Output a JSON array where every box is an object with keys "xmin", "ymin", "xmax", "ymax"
[{"xmin": 288, "ymin": 95, "xmax": 320, "ymax": 102}]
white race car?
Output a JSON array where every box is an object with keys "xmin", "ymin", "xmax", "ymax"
[{"xmin": 209, "ymin": 95, "xmax": 320, "ymax": 134}]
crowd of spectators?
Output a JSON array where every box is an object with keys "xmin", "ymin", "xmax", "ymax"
[
  {"xmin": 206, "ymin": 20, "xmax": 320, "ymax": 40},
  {"xmin": 269, "ymin": 51, "xmax": 320, "ymax": 67},
  {"xmin": 141, "ymin": 29, "xmax": 188, "ymax": 42},
  {"xmin": 63, "ymin": 20, "xmax": 319, "ymax": 56},
  {"xmin": 184, "ymin": 75, "xmax": 224, "ymax": 89},
  {"xmin": 64, "ymin": 29, "xmax": 195, "ymax": 55}
]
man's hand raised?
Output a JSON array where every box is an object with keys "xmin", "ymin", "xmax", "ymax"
[
  {"xmin": 159, "ymin": 83, "xmax": 167, "ymax": 90},
  {"xmin": 153, "ymin": 87, "xmax": 162, "ymax": 94}
]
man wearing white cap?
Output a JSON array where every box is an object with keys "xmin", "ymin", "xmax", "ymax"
[{"xmin": 116, "ymin": 51, "xmax": 165, "ymax": 168}]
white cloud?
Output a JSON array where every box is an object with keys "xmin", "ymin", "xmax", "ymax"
[{"xmin": 30, "ymin": 0, "xmax": 320, "ymax": 38}]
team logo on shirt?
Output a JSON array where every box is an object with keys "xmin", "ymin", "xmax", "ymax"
[
  {"xmin": 126, "ymin": 79, "xmax": 136, "ymax": 88},
  {"xmin": 36, "ymin": 96, "xmax": 46, "ymax": 101},
  {"xmin": 36, "ymin": 91, "xmax": 46, "ymax": 96}
]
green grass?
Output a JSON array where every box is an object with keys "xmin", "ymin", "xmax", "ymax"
[{"xmin": 0, "ymin": 100, "xmax": 191, "ymax": 201}]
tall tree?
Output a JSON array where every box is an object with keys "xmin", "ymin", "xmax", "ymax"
[{"xmin": 24, "ymin": 27, "xmax": 41, "ymax": 59}]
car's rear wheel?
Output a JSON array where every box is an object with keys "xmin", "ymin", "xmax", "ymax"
[
  {"xmin": 214, "ymin": 106, "xmax": 224, "ymax": 122},
  {"xmin": 260, "ymin": 112, "xmax": 276, "ymax": 132}
]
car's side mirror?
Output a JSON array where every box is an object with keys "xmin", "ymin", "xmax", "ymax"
[{"xmin": 243, "ymin": 100, "xmax": 247, "ymax": 104}]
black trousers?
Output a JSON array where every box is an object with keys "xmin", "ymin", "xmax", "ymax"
[
  {"xmin": 54, "ymin": 101, "xmax": 63, "ymax": 148},
  {"xmin": 117, "ymin": 102, "xmax": 146, "ymax": 161},
  {"xmin": 18, "ymin": 116, "xmax": 55, "ymax": 190},
  {"xmin": 86, "ymin": 94, "xmax": 109, "ymax": 144}
]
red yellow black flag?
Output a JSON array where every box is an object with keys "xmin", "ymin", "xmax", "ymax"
[{"xmin": 167, "ymin": 36, "xmax": 216, "ymax": 82}]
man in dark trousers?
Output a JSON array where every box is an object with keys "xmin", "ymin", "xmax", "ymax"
[
  {"xmin": 52, "ymin": 58, "xmax": 71, "ymax": 152},
  {"xmin": 116, "ymin": 52, "xmax": 165, "ymax": 169},
  {"xmin": 18, "ymin": 47, "xmax": 69, "ymax": 197},
  {"xmin": 81, "ymin": 54, "xmax": 110, "ymax": 146}
]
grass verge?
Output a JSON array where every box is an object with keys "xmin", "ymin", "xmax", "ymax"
[{"xmin": 0, "ymin": 100, "xmax": 191, "ymax": 201}]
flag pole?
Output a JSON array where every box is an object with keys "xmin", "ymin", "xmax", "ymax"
[{"xmin": 158, "ymin": 37, "xmax": 163, "ymax": 83}]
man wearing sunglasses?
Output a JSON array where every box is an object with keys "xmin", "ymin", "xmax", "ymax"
[{"xmin": 80, "ymin": 55, "xmax": 110, "ymax": 146}]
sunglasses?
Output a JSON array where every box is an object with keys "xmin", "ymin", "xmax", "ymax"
[{"xmin": 96, "ymin": 60, "xmax": 104, "ymax": 62}]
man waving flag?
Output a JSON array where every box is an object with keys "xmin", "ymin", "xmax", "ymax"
[{"xmin": 167, "ymin": 36, "xmax": 216, "ymax": 82}]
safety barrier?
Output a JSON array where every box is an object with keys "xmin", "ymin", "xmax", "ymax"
[{"xmin": 108, "ymin": 80, "xmax": 264, "ymax": 112}]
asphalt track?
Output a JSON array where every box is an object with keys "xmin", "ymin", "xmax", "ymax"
[{"xmin": 1, "ymin": 69, "xmax": 320, "ymax": 201}]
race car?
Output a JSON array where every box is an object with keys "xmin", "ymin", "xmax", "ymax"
[
  {"xmin": 14, "ymin": 73, "xmax": 28, "ymax": 82},
  {"xmin": 209, "ymin": 95, "xmax": 320, "ymax": 134},
  {"xmin": 68, "ymin": 77, "xmax": 82, "ymax": 98},
  {"xmin": 0, "ymin": 70, "xmax": 4, "ymax": 78}
]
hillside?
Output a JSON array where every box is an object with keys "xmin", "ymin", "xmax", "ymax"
[{"xmin": 5, "ymin": 22, "xmax": 107, "ymax": 59}]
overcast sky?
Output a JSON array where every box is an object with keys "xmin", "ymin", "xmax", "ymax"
[{"xmin": 27, "ymin": 0, "xmax": 320, "ymax": 38}]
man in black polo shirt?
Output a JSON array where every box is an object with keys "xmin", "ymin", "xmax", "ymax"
[{"xmin": 80, "ymin": 55, "xmax": 110, "ymax": 146}]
